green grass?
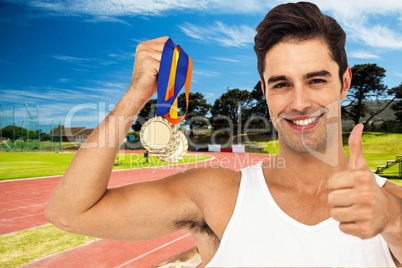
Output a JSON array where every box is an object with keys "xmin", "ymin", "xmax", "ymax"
[
  {"xmin": 1, "ymin": 140, "xmax": 64, "ymax": 152},
  {"xmin": 0, "ymin": 152, "xmax": 75, "ymax": 180},
  {"xmin": 343, "ymin": 132, "xmax": 402, "ymax": 179},
  {"xmin": 0, "ymin": 225, "xmax": 96, "ymax": 268},
  {"xmin": 0, "ymin": 152, "xmax": 212, "ymax": 181},
  {"xmin": 251, "ymin": 139, "xmax": 280, "ymax": 155}
]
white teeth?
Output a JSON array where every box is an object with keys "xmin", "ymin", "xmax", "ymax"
[{"xmin": 291, "ymin": 116, "xmax": 319, "ymax": 126}]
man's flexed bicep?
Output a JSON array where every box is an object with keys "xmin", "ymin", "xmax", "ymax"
[{"xmin": 47, "ymin": 170, "xmax": 203, "ymax": 241}]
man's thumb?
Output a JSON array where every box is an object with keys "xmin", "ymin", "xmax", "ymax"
[{"xmin": 348, "ymin": 123, "xmax": 368, "ymax": 170}]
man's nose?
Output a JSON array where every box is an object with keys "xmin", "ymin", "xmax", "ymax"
[{"xmin": 289, "ymin": 85, "xmax": 312, "ymax": 112}]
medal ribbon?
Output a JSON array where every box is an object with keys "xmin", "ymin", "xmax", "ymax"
[{"xmin": 156, "ymin": 38, "xmax": 192, "ymax": 125}]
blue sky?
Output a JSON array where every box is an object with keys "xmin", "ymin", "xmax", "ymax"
[{"xmin": 1, "ymin": 0, "xmax": 401, "ymax": 129}]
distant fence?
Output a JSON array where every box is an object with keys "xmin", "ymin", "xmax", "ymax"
[{"xmin": 0, "ymin": 104, "xmax": 63, "ymax": 152}]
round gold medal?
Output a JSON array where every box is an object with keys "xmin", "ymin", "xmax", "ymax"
[
  {"xmin": 140, "ymin": 116, "xmax": 180, "ymax": 154},
  {"xmin": 157, "ymin": 131, "xmax": 188, "ymax": 163}
]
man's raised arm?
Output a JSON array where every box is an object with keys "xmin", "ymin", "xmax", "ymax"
[{"xmin": 45, "ymin": 37, "xmax": 203, "ymax": 241}]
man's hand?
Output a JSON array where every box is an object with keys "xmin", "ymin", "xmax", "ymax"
[
  {"xmin": 328, "ymin": 124, "xmax": 398, "ymax": 239},
  {"xmin": 129, "ymin": 36, "xmax": 170, "ymax": 103}
]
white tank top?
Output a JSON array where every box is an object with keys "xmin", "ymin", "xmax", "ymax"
[{"xmin": 206, "ymin": 162, "xmax": 396, "ymax": 267}]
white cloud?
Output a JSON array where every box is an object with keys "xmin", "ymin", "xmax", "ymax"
[
  {"xmin": 131, "ymin": 38, "xmax": 148, "ymax": 44},
  {"xmin": 344, "ymin": 21, "xmax": 402, "ymax": 49},
  {"xmin": 349, "ymin": 51, "xmax": 380, "ymax": 59},
  {"xmin": 313, "ymin": 0, "xmax": 402, "ymax": 16},
  {"xmin": 74, "ymin": 82, "xmax": 126, "ymax": 97},
  {"xmin": 193, "ymin": 70, "xmax": 220, "ymax": 77},
  {"xmin": 281, "ymin": 1, "xmax": 402, "ymax": 50},
  {"xmin": 26, "ymin": 0, "xmax": 211, "ymax": 16},
  {"xmin": 310, "ymin": 0, "xmax": 402, "ymax": 49},
  {"xmin": 52, "ymin": 55, "xmax": 100, "ymax": 68},
  {"xmin": 93, "ymin": 80, "xmax": 127, "ymax": 89},
  {"xmin": 52, "ymin": 55, "xmax": 93, "ymax": 63},
  {"xmin": 10, "ymin": 0, "xmax": 402, "ymax": 50},
  {"xmin": 107, "ymin": 50, "xmax": 135, "ymax": 61},
  {"xmin": 83, "ymin": 16, "xmax": 131, "ymax": 25},
  {"xmin": 0, "ymin": 84, "xmax": 124, "ymax": 127},
  {"xmin": 1, "ymin": 0, "xmax": 269, "ymax": 16},
  {"xmin": 6, "ymin": 87, "xmax": 96, "ymax": 103},
  {"xmin": 212, "ymin": 57, "xmax": 240, "ymax": 63},
  {"xmin": 58, "ymin": 78, "xmax": 71, "ymax": 83},
  {"xmin": 0, "ymin": 85, "xmax": 122, "ymax": 108},
  {"xmin": 11, "ymin": 0, "xmax": 402, "ymax": 18},
  {"xmin": 179, "ymin": 21, "xmax": 255, "ymax": 48},
  {"xmin": 52, "ymin": 52, "xmax": 133, "ymax": 68}
]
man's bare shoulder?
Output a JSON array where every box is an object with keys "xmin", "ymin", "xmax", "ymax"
[{"xmin": 161, "ymin": 166, "xmax": 242, "ymax": 197}]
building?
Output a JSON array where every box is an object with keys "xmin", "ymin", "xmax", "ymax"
[
  {"xmin": 51, "ymin": 126, "xmax": 94, "ymax": 142},
  {"xmin": 75, "ymin": 128, "xmax": 94, "ymax": 142}
]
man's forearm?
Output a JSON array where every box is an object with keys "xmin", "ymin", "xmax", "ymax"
[
  {"xmin": 46, "ymin": 87, "xmax": 147, "ymax": 227},
  {"xmin": 381, "ymin": 188, "xmax": 402, "ymax": 265}
]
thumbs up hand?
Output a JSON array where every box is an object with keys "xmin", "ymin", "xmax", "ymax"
[{"xmin": 327, "ymin": 124, "xmax": 397, "ymax": 239}]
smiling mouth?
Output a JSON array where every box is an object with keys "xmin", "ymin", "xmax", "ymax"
[{"xmin": 288, "ymin": 115, "xmax": 322, "ymax": 126}]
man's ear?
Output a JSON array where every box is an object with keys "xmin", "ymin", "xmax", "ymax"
[
  {"xmin": 341, "ymin": 66, "xmax": 352, "ymax": 100},
  {"xmin": 260, "ymin": 80, "xmax": 265, "ymax": 96}
]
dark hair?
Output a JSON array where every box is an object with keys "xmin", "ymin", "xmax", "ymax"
[{"xmin": 254, "ymin": 2, "xmax": 348, "ymax": 91}]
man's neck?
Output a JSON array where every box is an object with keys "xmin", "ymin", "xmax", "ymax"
[{"xmin": 270, "ymin": 139, "xmax": 349, "ymax": 195}]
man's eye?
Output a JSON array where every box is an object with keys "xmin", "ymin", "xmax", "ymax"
[
  {"xmin": 311, "ymin": 79, "xmax": 325, "ymax": 84},
  {"xmin": 274, "ymin": 82, "xmax": 287, "ymax": 88}
]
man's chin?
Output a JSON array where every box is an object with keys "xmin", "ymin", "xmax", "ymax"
[
  {"xmin": 280, "ymin": 136, "xmax": 327, "ymax": 155},
  {"xmin": 289, "ymin": 144, "xmax": 323, "ymax": 154}
]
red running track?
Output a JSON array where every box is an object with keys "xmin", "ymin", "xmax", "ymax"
[{"xmin": 0, "ymin": 152, "xmax": 272, "ymax": 267}]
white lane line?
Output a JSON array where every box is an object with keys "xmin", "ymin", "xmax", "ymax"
[
  {"xmin": 0, "ymin": 196, "xmax": 49, "ymax": 205},
  {"xmin": 0, "ymin": 175, "xmax": 62, "ymax": 183},
  {"xmin": 0, "ymin": 203, "xmax": 47, "ymax": 212},
  {"xmin": 2, "ymin": 212, "xmax": 44, "ymax": 221},
  {"xmin": 115, "ymin": 233, "xmax": 191, "ymax": 268}
]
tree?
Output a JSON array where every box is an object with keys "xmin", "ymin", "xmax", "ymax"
[
  {"xmin": 342, "ymin": 63, "xmax": 390, "ymax": 125},
  {"xmin": 1, "ymin": 126, "xmax": 34, "ymax": 140},
  {"xmin": 1, "ymin": 125, "xmax": 14, "ymax": 140},
  {"xmin": 131, "ymin": 99, "xmax": 157, "ymax": 131},
  {"xmin": 177, "ymin": 92, "xmax": 210, "ymax": 136},
  {"xmin": 210, "ymin": 88, "xmax": 253, "ymax": 134},
  {"xmin": 245, "ymin": 81, "xmax": 271, "ymax": 131},
  {"xmin": 389, "ymin": 83, "xmax": 402, "ymax": 123}
]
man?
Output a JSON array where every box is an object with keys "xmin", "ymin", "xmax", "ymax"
[{"xmin": 46, "ymin": 2, "xmax": 402, "ymax": 267}]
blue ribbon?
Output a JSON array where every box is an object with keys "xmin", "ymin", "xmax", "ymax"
[{"xmin": 156, "ymin": 38, "xmax": 189, "ymax": 117}]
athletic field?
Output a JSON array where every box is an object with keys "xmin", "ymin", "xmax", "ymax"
[
  {"xmin": 1, "ymin": 132, "xmax": 401, "ymax": 267},
  {"xmin": 0, "ymin": 152, "xmax": 272, "ymax": 267}
]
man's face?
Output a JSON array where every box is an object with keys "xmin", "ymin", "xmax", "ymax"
[{"xmin": 262, "ymin": 38, "xmax": 350, "ymax": 154}]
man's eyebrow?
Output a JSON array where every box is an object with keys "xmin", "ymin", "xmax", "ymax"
[
  {"xmin": 304, "ymin": 70, "xmax": 331, "ymax": 79},
  {"xmin": 267, "ymin": 75, "xmax": 289, "ymax": 85}
]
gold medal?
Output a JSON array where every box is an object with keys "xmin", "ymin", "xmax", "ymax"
[
  {"xmin": 157, "ymin": 131, "xmax": 188, "ymax": 163},
  {"xmin": 138, "ymin": 38, "xmax": 192, "ymax": 162},
  {"xmin": 140, "ymin": 116, "xmax": 180, "ymax": 154}
]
